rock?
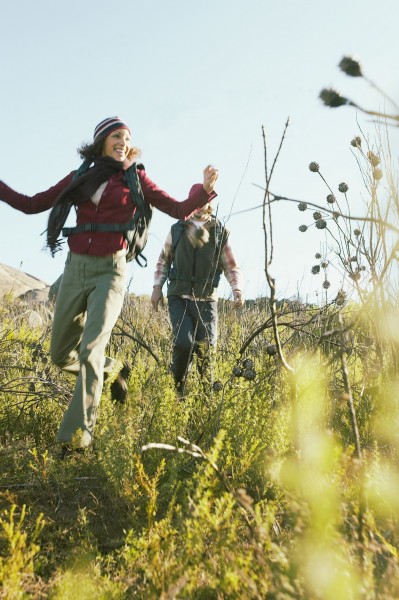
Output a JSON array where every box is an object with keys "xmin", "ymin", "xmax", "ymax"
[{"xmin": 0, "ymin": 263, "xmax": 50, "ymax": 301}]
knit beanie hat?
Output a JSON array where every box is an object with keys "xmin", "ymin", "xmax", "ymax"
[{"xmin": 93, "ymin": 117, "xmax": 130, "ymax": 141}]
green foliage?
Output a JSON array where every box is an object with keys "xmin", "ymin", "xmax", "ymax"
[
  {"xmin": 0, "ymin": 503, "xmax": 45, "ymax": 598},
  {"xmin": 1, "ymin": 286, "xmax": 399, "ymax": 597},
  {"xmin": 1, "ymin": 67, "xmax": 399, "ymax": 594}
]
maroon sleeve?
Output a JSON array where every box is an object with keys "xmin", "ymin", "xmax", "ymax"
[
  {"xmin": 138, "ymin": 170, "xmax": 217, "ymax": 220},
  {"xmin": 0, "ymin": 172, "xmax": 74, "ymax": 214}
]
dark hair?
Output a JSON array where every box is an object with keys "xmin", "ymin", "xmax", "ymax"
[{"xmin": 77, "ymin": 139, "xmax": 141, "ymax": 161}]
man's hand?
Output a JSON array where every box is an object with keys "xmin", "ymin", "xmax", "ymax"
[
  {"xmin": 203, "ymin": 165, "xmax": 218, "ymax": 193},
  {"xmin": 151, "ymin": 285, "xmax": 163, "ymax": 311},
  {"xmin": 233, "ymin": 291, "xmax": 244, "ymax": 309}
]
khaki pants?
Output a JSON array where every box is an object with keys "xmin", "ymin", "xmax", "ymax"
[{"xmin": 51, "ymin": 252, "xmax": 126, "ymax": 445}]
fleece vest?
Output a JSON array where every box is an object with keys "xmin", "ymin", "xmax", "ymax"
[{"xmin": 167, "ymin": 218, "xmax": 228, "ymax": 298}]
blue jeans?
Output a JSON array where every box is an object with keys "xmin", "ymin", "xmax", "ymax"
[{"xmin": 168, "ymin": 296, "xmax": 218, "ymax": 386}]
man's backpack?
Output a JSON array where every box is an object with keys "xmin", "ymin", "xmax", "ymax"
[
  {"xmin": 169, "ymin": 216, "xmax": 226, "ymax": 289},
  {"xmin": 62, "ymin": 161, "xmax": 153, "ymax": 266}
]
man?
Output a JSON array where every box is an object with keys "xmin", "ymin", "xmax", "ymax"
[{"xmin": 151, "ymin": 187, "xmax": 243, "ymax": 396}]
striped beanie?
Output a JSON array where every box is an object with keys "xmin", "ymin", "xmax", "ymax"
[{"xmin": 93, "ymin": 117, "xmax": 130, "ymax": 141}]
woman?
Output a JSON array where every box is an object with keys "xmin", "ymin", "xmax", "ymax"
[{"xmin": 0, "ymin": 116, "xmax": 218, "ymax": 451}]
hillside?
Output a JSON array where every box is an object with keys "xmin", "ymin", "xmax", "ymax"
[{"xmin": 0, "ymin": 263, "xmax": 50, "ymax": 301}]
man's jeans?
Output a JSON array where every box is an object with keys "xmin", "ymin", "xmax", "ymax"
[{"xmin": 168, "ymin": 296, "xmax": 218, "ymax": 387}]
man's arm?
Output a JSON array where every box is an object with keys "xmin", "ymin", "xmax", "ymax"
[
  {"xmin": 151, "ymin": 231, "xmax": 173, "ymax": 311},
  {"xmin": 220, "ymin": 239, "xmax": 244, "ymax": 307}
]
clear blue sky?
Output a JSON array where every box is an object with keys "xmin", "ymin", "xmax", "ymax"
[{"xmin": 1, "ymin": 0, "xmax": 398, "ymax": 301}]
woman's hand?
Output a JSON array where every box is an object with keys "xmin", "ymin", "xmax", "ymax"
[{"xmin": 202, "ymin": 165, "xmax": 218, "ymax": 193}]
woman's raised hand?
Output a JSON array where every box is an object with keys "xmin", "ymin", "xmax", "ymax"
[{"xmin": 202, "ymin": 165, "xmax": 218, "ymax": 193}]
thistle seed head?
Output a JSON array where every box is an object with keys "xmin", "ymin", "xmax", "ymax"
[
  {"xmin": 321, "ymin": 261, "xmax": 329, "ymax": 269},
  {"xmin": 350, "ymin": 271, "xmax": 361, "ymax": 281},
  {"xmin": 320, "ymin": 88, "xmax": 348, "ymax": 108},
  {"xmin": 266, "ymin": 344, "xmax": 278, "ymax": 356},
  {"xmin": 315, "ymin": 252, "xmax": 322, "ymax": 259},
  {"xmin": 242, "ymin": 358, "xmax": 254, "ymax": 370},
  {"xmin": 243, "ymin": 369, "xmax": 256, "ymax": 381},
  {"xmin": 299, "ymin": 225, "xmax": 308, "ymax": 232},
  {"xmin": 322, "ymin": 280, "xmax": 331, "ymax": 289},
  {"xmin": 233, "ymin": 366, "xmax": 243, "ymax": 377},
  {"xmin": 309, "ymin": 162, "xmax": 320, "ymax": 172},
  {"xmin": 313, "ymin": 211, "xmax": 323, "ymax": 221},
  {"xmin": 326, "ymin": 194, "xmax": 336, "ymax": 204},
  {"xmin": 333, "ymin": 212, "xmax": 341, "ymax": 220},
  {"xmin": 367, "ymin": 151, "xmax": 380, "ymax": 166},
  {"xmin": 212, "ymin": 381, "xmax": 223, "ymax": 392},
  {"xmin": 354, "ymin": 229, "xmax": 361, "ymax": 237},
  {"xmin": 298, "ymin": 202, "xmax": 308, "ymax": 211},
  {"xmin": 312, "ymin": 265, "xmax": 321, "ymax": 274},
  {"xmin": 316, "ymin": 219, "xmax": 327, "ymax": 229},
  {"xmin": 338, "ymin": 182, "xmax": 349, "ymax": 193},
  {"xmin": 335, "ymin": 289, "xmax": 347, "ymax": 306},
  {"xmin": 351, "ymin": 136, "xmax": 362, "ymax": 148},
  {"xmin": 339, "ymin": 56, "xmax": 363, "ymax": 77}
]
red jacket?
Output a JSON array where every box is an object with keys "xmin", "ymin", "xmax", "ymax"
[{"xmin": 0, "ymin": 169, "xmax": 216, "ymax": 256}]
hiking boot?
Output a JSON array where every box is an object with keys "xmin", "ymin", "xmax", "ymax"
[
  {"xmin": 111, "ymin": 362, "xmax": 131, "ymax": 404},
  {"xmin": 59, "ymin": 444, "xmax": 87, "ymax": 460}
]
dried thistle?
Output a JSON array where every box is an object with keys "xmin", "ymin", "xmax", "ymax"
[
  {"xmin": 367, "ymin": 151, "xmax": 381, "ymax": 166},
  {"xmin": 315, "ymin": 252, "xmax": 322, "ymax": 259},
  {"xmin": 350, "ymin": 271, "xmax": 361, "ymax": 281},
  {"xmin": 316, "ymin": 219, "xmax": 327, "ymax": 229},
  {"xmin": 354, "ymin": 229, "xmax": 361, "ymax": 237},
  {"xmin": 309, "ymin": 162, "xmax": 320, "ymax": 172},
  {"xmin": 335, "ymin": 289, "xmax": 347, "ymax": 306},
  {"xmin": 298, "ymin": 202, "xmax": 308, "ymax": 211},
  {"xmin": 233, "ymin": 366, "xmax": 243, "ymax": 377},
  {"xmin": 351, "ymin": 136, "xmax": 362, "ymax": 148},
  {"xmin": 373, "ymin": 168, "xmax": 383, "ymax": 181},
  {"xmin": 339, "ymin": 56, "xmax": 363, "ymax": 77},
  {"xmin": 322, "ymin": 280, "xmax": 331, "ymax": 289},
  {"xmin": 338, "ymin": 182, "xmax": 349, "ymax": 193},
  {"xmin": 319, "ymin": 88, "xmax": 349, "ymax": 108},
  {"xmin": 242, "ymin": 358, "xmax": 254, "ymax": 370},
  {"xmin": 299, "ymin": 225, "xmax": 308, "ymax": 232},
  {"xmin": 243, "ymin": 369, "xmax": 256, "ymax": 381},
  {"xmin": 326, "ymin": 194, "xmax": 336, "ymax": 204},
  {"xmin": 311, "ymin": 265, "xmax": 321, "ymax": 274},
  {"xmin": 313, "ymin": 211, "xmax": 323, "ymax": 221},
  {"xmin": 266, "ymin": 344, "xmax": 278, "ymax": 356}
]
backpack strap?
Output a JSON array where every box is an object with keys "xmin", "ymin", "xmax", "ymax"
[
  {"xmin": 123, "ymin": 162, "xmax": 145, "ymax": 210},
  {"xmin": 171, "ymin": 221, "xmax": 185, "ymax": 257},
  {"xmin": 62, "ymin": 220, "xmax": 136, "ymax": 236},
  {"xmin": 62, "ymin": 161, "xmax": 145, "ymax": 237},
  {"xmin": 72, "ymin": 158, "xmax": 92, "ymax": 181}
]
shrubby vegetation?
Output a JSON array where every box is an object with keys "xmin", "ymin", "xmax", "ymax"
[{"xmin": 1, "ymin": 57, "xmax": 399, "ymax": 598}]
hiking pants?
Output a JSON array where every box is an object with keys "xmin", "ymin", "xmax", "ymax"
[
  {"xmin": 51, "ymin": 251, "xmax": 126, "ymax": 445},
  {"xmin": 167, "ymin": 296, "xmax": 218, "ymax": 386}
]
